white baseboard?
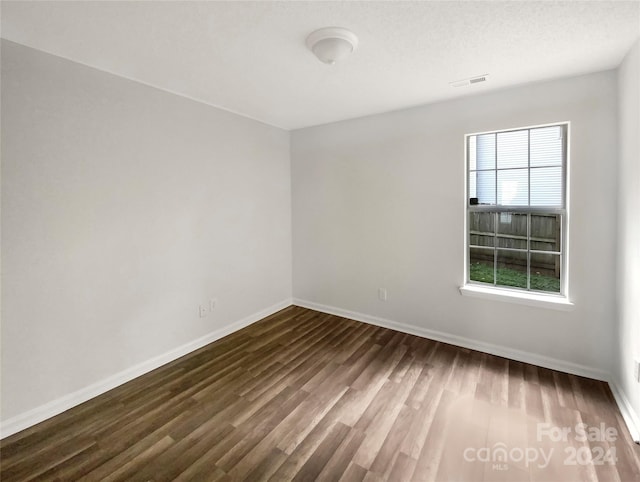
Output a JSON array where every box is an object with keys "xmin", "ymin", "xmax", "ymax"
[
  {"xmin": 292, "ymin": 298, "xmax": 608, "ymax": 381},
  {"xmin": 609, "ymin": 380, "xmax": 640, "ymax": 443},
  {"xmin": 0, "ymin": 298, "xmax": 293, "ymax": 440},
  {"xmin": 5, "ymin": 297, "xmax": 638, "ymax": 446},
  {"xmin": 293, "ymin": 298, "xmax": 640, "ymax": 442}
]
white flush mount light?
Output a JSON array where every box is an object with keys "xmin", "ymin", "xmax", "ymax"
[{"xmin": 306, "ymin": 27, "xmax": 358, "ymax": 65}]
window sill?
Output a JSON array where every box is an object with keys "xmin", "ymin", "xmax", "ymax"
[{"xmin": 459, "ymin": 284, "xmax": 574, "ymax": 311}]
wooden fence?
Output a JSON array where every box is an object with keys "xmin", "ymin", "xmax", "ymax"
[{"xmin": 469, "ymin": 212, "xmax": 560, "ymax": 276}]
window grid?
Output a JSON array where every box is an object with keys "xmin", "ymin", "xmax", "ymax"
[
  {"xmin": 527, "ymin": 131, "xmax": 531, "ymax": 290},
  {"xmin": 466, "ymin": 123, "xmax": 567, "ymax": 296},
  {"xmin": 468, "ymin": 216, "xmax": 564, "ymax": 294}
]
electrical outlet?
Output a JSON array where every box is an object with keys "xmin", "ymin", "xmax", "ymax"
[
  {"xmin": 378, "ymin": 288, "xmax": 387, "ymax": 301},
  {"xmin": 209, "ymin": 298, "xmax": 218, "ymax": 312},
  {"xmin": 199, "ymin": 305, "xmax": 207, "ymax": 318}
]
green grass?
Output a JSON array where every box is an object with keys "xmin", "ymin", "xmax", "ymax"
[{"xmin": 470, "ymin": 261, "xmax": 560, "ymax": 293}]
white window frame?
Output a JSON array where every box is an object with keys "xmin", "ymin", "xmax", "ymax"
[{"xmin": 460, "ymin": 122, "xmax": 573, "ymax": 310}]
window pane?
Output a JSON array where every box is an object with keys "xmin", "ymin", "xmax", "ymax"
[
  {"xmin": 470, "ymin": 247, "xmax": 494, "ymax": 284},
  {"xmin": 469, "ymin": 172, "xmax": 476, "ymax": 199},
  {"xmin": 530, "ymin": 167, "xmax": 563, "ymax": 207},
  {"xmin": 496, "ymin": 250, "xmax": 528, "ymax": 289},
  {"xmin": 497, "ymin": 169, "xmax": 528, "ymax": 206},
  {"xmin": 497, "ymin": 130, "xmax": 528, "ymax": 169},
  {"xmin": 468, "ymin": 135, "xmax": 477, "ymax": 171},
  {"xmin": 469, "ymin": 212, "xmax": 495, "ymax": 247},
  {"xmin": 530, "ymin": 126, "xmax": 563, "ymax": 167},
  {"xmin": 465, "ymin": 124, "xmax": 566, "ymax": 296},
  {"xmin": 531, "ymin": 214, "xmax": 561, "ymax": 252},
  {"xmin": 497, "ymin": 212, "xmax": 527, "ymax": 249},
  {"xmin": 476, "ymin": 170, "xmax": 496, "ymax": 204},
  {"xmin": 530, "ymin": 252, "xmax": 561, "ymax": 293},
  {"xmin": 476, "ymin": 134, "xmax": 495, "ymax": 170}
]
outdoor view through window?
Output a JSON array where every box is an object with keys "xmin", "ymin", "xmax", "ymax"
[{"xmin": 466, "ymin": 124, "xmax": 567, "ymax": 295}]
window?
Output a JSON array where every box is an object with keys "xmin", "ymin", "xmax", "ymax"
[{"xmin": 465, "ymin": 123, "xmax": 568, "ymax": 297}]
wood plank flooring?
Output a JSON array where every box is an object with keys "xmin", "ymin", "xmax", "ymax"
[{"xmin": 2, "ymin": 305, "xmax": 639, "ymax": 481}]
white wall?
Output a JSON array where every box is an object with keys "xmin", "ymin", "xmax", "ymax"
[
  {"xmin": 616, "ymin": 38, "xmax": 640, "ymax": 437},
  {"xmin": 292, "ymin": 71, "xmax": 618, "ymax": 376},
  {"xmin": 2, "ymin": 35, "xmax": 633, "ymax": 439},
  {"xmin": 1, "ymin": 40, "xmax": 292, "ymax": 424}
]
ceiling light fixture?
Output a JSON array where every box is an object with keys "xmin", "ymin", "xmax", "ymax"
[{"xmin": 306, "ymin": 27, "xmax": 358, "ymax": 65}]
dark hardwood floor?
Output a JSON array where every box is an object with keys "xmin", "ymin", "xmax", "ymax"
[{"xmin": 1, "ymin": 305, "xmax": 639, "ymax": 481}]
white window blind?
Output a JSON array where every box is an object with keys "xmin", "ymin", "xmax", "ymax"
[{"xmin": 468, "ymin": 125, "xmax": 565, "ymax": 210}]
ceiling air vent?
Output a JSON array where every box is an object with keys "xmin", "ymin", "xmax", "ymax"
[{"xmin": 450, "ymin": 74, "xmax": 488, "ymax": 88}]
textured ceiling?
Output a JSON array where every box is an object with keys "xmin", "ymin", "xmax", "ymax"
[{"xmin": 1, "ymin": 1, "xmax": 639, "ymax": 130}]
